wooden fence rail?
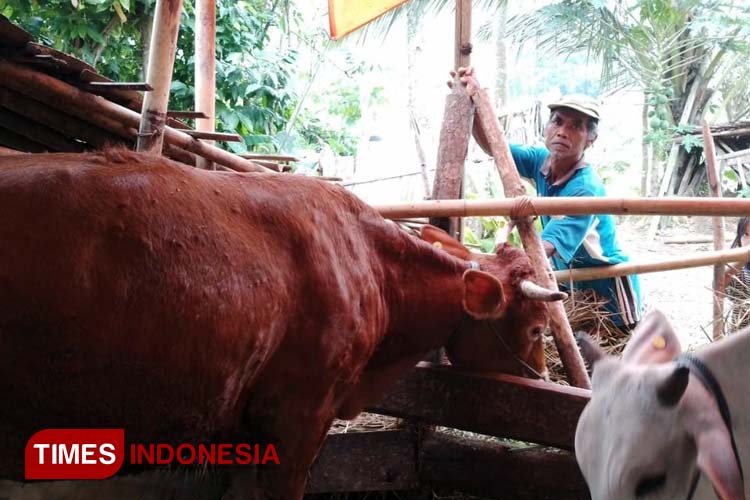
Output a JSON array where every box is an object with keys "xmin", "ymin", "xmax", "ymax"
[
  {"xmin": 303, "ymin": 363, "xmax": 591, "ymax": 495},
  {"xmin": 368, "ymin": 362, "xmax": 589, "ymax": 451}
]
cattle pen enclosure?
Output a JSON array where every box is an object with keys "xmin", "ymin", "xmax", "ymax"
[{"xmin": 3, "ymin": 5, "xmax": 750, "ymax": 500}]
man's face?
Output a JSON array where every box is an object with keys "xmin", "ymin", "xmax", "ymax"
[{"xmin": 544, "ymin": 108, "xmax": 596, "ymax": 162}]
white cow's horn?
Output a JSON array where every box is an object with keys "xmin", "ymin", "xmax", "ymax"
[{"xmin": 519, "ymin": 280, "xmax": 567, "ymax": 301}]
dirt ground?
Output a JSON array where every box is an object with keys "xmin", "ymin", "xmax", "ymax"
[{"xmin": 617, "ymin": 215, "xmax": 738, "ymax": 351}]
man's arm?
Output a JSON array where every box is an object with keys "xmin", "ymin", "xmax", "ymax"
[{"xmin": 542, "ymin": 240, "xmax": 556, "ymax": 257}]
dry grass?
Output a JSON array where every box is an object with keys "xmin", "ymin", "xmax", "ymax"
[
  {"xmin": 545, "ymin": 288, "xmax": 629, "ymax": 385},
  {"xmin": 726, "ymin": 270, "xmax": 750, "ymax": 333}
]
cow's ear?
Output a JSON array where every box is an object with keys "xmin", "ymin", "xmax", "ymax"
[
  {"xmin": 575, "ymin": 332, "xmax": 606, "ymax": 368},
  {"xmin": 621, "ymin": 308, "xmax": 682, "ymax": 365},
  {"xmin": 462, "ymin": 269, "xmax": 507, "ymax": 319},
  {"xmin": 421, "ymin": 225, "xmax": 471, "ymax": 260},
  {"xmin": 694, "ymin": 423, "xmax": 745, "ymax": 500}
]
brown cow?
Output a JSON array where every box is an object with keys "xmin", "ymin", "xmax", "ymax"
[{"xmin": 0, "ymin": 150, "xmax": 563, "ymax": 498}]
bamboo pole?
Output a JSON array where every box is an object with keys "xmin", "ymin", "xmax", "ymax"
[
  {"xmin": 373, "ymin": 196, "xmax": 750, "ymax": 219},
  {"xmin": 137, "ymin": 0, "xmax": 184, "ymax": 153},
  {"xmin": 0, "ymin": 60, "xmax": 269, "ymax": 173},
  {"xmin": 470, "ymin": 88, "xmax": 590, "ymax": 389},
  {"xmin": 553, "ymin": 246, "xmax": 750, "ymax": 282},
  {"xmin": 195, "ymin": 0, "xmax": 216, "ymax": 170},
  {"xmin": 454, "ymin": 0, "xmax": 472, "ymax": 70},
  {"xmin": 703, "ymin": 120, "xmax": 725, "ymax": 339}
]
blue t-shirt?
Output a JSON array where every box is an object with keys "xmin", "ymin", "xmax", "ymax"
[{"xmin": 510, "ymin": 144, "xmax": 642, "ymax": 328}]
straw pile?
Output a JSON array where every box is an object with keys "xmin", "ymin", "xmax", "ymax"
[
  {"xmin": 545, "ymin": 288, "xmax": 629, "ymax": 385},
  {"xmin": 726, "ymin": 267, "xmax": 750, "ymax": 333}
]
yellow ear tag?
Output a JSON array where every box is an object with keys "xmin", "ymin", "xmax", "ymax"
[
  {"xmin": 651, "ymin": 335, "xmax": 666, "ymax": 350},
  {"xmin": 433, "ymin": 242, "xmax": 443, "ymax": 249}
]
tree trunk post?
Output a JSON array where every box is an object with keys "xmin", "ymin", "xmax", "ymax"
[
  {"xmin": 195, "ymin": 0, "xmax": 216, "ymax": 170},
  {"xmin": 137, "ymin": 0, "xmax": 184, "ymax": 154},
  {"xmin": 429, "ymin": 0, "xmax": 473, "ymax": 240},
  {"xmin": 469, "ymin": 88, "xmax": 590, "ymax": 389},
  {"xmin": 430, "ymin": 81, "xmax": 473, "ymax": 241},
  {"xmin": 703, "ymin": 120, "xmax": 725, "ymax": 339}
]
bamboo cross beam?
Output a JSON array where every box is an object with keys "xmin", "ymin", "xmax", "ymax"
[
  {"xmin": 553, "ymin": 246, "xmax": 750, "ymax": 283},
  {"xmin": 468, "ymin": 86, "xmax": 590, "ymax": 389},
  {"xmin": 374, "ymin": 196, "xmax": 750, "ymax": 219}
]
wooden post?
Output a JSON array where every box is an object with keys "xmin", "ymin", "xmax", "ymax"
[
  {"xmin": 469, "ymin": 89, "xmax": 590, "ymax": 389},
  {"xmin": 429, "ymin": 0, "xmax": 473, "ymax": 240},
  {"xmin": 137, "ymin": 0, "xmax": 184, "ymax": 154},
  {"xmin": 454, "ymin": 0, "xmax": 472, "ymax": 70},
  {"xmin": 429, "ymin": 83, "xmax": 473, "ymax": 240},
  {"xmin": 195, "ymin": 0, "xmax": 216, "ymax": 170},
  {"xmin": 703, "ymin": 120, "xmax": 725, "ymax": 339}
]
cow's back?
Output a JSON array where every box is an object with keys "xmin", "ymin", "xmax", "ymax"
[{"xmin": 0, "ymin": 151, "xmax": 387, "ymax": 478}]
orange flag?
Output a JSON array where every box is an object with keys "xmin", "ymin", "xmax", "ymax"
[{"xmin": 328, "ymin": 0, "xmax": 410, "ymax": 40}]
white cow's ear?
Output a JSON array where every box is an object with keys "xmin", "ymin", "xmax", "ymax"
[
  {"xmin": 462, "ymin": 269, "xmax": 507, "ymax": 319},
  {"xmin": 622, "ymin": 309, "xmax": 682, "ymax": 364},
  {"xmin": 421, "ymin": 225, "xmax": 471, "ymax": 260},
  {"xmin": 695, "ymin": 425, "xmax": 746, "ymax": 500},
  {"xmin": 575, "ymin": 332, "xmax": 606, "ymax": 367}
]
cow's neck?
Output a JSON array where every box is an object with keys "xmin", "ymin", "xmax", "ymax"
[
  {"xmin": 374, "ymin": 230, "xmax": 469, "ymax": 361},
  {"xmin": 698, "ymin": 329, "xmax": 750, "ymax": 455}
]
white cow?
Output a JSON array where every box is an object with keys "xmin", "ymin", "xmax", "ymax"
[{"xmin": 574, "ymin": 309, "xmax": 749, "ymax": 500}]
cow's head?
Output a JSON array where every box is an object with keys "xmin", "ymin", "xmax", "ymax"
[
  {"xmin": 574, "ymin": 309, "xmax": 745, "ymax": 500},
  {"xmin": 421, "ymin": 225, "xmax": 564, "ymax": 379}
]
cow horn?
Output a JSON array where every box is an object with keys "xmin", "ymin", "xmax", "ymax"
[{"xmin": 519, "ymin": 280, "xmax": 567, "ymax": 301}]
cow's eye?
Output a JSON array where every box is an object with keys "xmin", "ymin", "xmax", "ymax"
[{"xmin": 635, "ymin": 473, "xmax": 666, "ymax": 497}]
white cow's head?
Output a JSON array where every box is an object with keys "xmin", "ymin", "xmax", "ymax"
[{"xmin": 574, "ymin": 309, "xmax": 745, "ymax": 500}]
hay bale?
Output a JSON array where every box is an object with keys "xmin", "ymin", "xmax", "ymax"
[{"xmin": 545, "ymin": 289, "xmax": 629, "ymax": 385}]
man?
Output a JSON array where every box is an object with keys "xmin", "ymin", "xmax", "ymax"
[{"xmin": 453, "ymin": 67, "xmax": 642, "ymax": 331}]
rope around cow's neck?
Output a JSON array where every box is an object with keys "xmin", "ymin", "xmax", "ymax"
[{"xmin": 674, "ymin": 353, "xmax": 744, "ymax": 500}]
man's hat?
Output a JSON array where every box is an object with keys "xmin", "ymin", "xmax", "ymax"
[{"xmin": 548, "ymin": 94, "xmax": 601, "ymax": 120}]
